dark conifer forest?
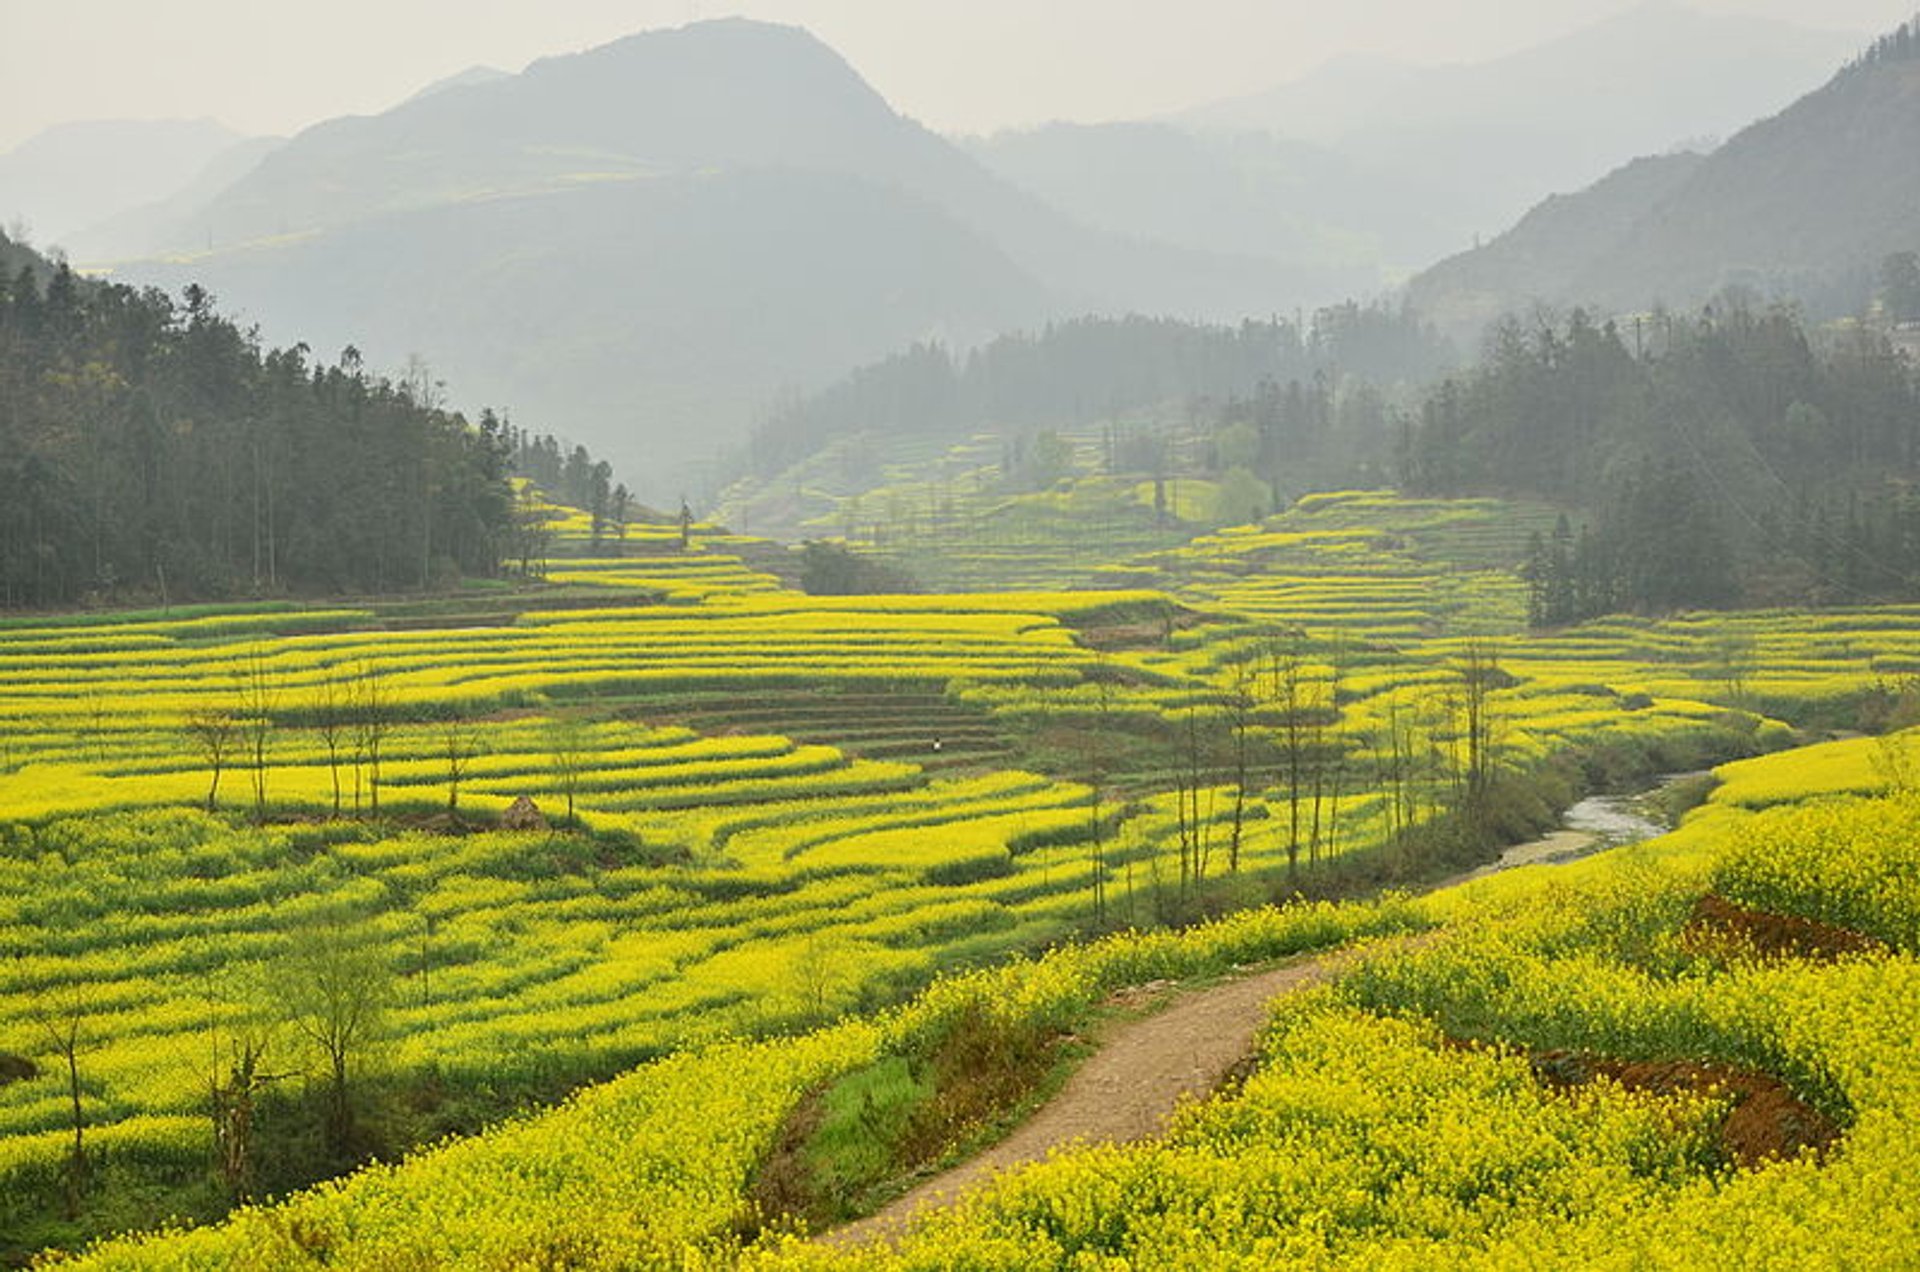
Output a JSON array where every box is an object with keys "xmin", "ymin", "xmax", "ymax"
[
  {"xmin": 0, "ymin": 235, "xmax": 522, "ymax": 607},
  {"xmin": 1404, "ymin": 301, "xmax": 1920, "ymax": 617}
]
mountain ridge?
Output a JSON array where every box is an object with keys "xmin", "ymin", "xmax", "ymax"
[
  {"xmin": 1408, "ymin": 32, "xmax": 1920, "ymax": 334},
  {"xmin": 91, "ymin": 19, "xmax": 1346, "ymax": 493},
  {"xmin": 1171, "ymin": 1, "xmax": 1865, "ymax": 269},
  {"xmin": 0, "ymin": 118, "xmax": 247, "ymax": 246}
]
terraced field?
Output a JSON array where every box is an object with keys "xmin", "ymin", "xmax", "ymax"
[
  {"xmin": 60, "ymin": 730, "xmax": 1920, "ymax": 1269},
  {"xmin": 646, "ymin": 687, "xmax": 1019, "ymax": 777},
  {"xmin": 10, "ymin": 490, "xmax": 1920, "ymax": 1259},
  {"xmin": 720, "ymin": 432, "xmax": 1206, "ymax": 592}
]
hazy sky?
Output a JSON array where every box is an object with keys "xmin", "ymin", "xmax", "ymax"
[{"xmin": 2, "ymin": 0, "xmax": 1912, "ymax": 152}]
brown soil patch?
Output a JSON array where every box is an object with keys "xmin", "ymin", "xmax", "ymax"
[
  {"xmin": 0, "ymin": 1052, "xmax": 36, "ymax": 1086},
  {"xmin": 1530, "ymin": 1050, "xmax": 1839, "ymax": 1169},
  {"xmin": 399, "ymin": 812, "xmax": 485, "ymax": 836},
  {"xmin": 1066, "ymin": 606, "xmax": 1214, "ymax": 653},
  {"xmin": 1100, "ymin": 978, "xmax": 1178, "ymax": 1011},
  {"xmin": 1074, "ymin": 622, "xmax": 1174, "ymax": 652},
  {"xmin": 1683, "ymin": 894, "xmax": 1886, "ymax": 963},
  {"xmin": 738, "ymin": 1088, "xmax": 828, "ymax": 1240}
]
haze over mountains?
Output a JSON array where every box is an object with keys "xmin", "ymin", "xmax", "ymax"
[
  {"xmin": 981, "ymin": 1, "xmax": 1861, "ymax": 279},
  {"xmin": 1410, "ymin": 25, "xmax": 1920, "ymax": 336},
  {"xmin": 7, "ymin": 4, "xmax": 1908, "ymax": 497},
  {"xmin": 0, "ymin": 118, "xmax": 255, "ymax": 246},
  {"xmin": 73, "ymin": 20, "xmax": 1339, "ymax": 490}
]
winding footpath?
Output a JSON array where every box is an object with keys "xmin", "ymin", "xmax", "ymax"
[
  {"xmin": 820, "ymin": 802, "xmax": 1655, "ymax": 1250},
  {"xmin": 824, "ymin": 953, "xmax": 1339, "ymax": 1249}
]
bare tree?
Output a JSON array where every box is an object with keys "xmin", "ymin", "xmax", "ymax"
[
  {"xmin": 1707, "ymin": 629, "xmax": 1756, "ymax": 711},
  {"xmin": 790, "ymin": 932, "xmax": 852, "ymax": 1024},
  {"xmin": 312, "ymin": 671, "xmax": 347, "ymax": 819},
  {"xmin": 1309, "ymin": 645, "xmax": 1350, "ymax": 867},
  {"xmin": 1267, "ymin": 635, "xmax": 1320, "ymax": 884},
  {"xmin": 1455, "ymin": 641, "xmax": 1504, "ymax": 818},
  {"xmin": 27, "ymin": 983, "xmax": 94, "ymax": 1218},
  {"xmin": 440, "ymin": 716, "xmax": 483, "ymax": 816},
  {"xmin": 1224, "ymin": 660, "xmax": 1256, "ymax": 875},
  {"xmin": 546, "ymin": 714, "xmax": 589, "ymax": 828},
  {"xmin": 186, "ymin": 708, "xmax": 238, "ymax": 813},
  {"xmin": 279, "ymin": 913, "xmax": 392, "ymax": 1162},
  {"xmin": 236, "ymin": 645, "xmax": 279, "ymax": 821},
  {"xmin": 1077, "ymin": 663, "xmax": 1116, "ymax": 926},
  {"xmin": 1175, "ymin": 703, "xmax": 1218, "ymax": 894},
  {"xmin": 350, "ymin": 663, "xmax": 391, "ymax": 819},
  {"xmin": 1373, "ymin": 695, "xmax": 1418, "ymax": 846}
]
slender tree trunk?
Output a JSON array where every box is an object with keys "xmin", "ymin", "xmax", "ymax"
[{"xmin": 64, "ymin": 1046, "xmax": 86, "ymax": 1219}]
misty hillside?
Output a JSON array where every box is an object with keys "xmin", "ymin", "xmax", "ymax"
[
  {"xmin": 399, "ymin": 65, "xmax": 512, "ymax": 107},
  {"xmin": 1410, "ymin": 24, "xmax": 1920, "ymax": 331},
  {"xmin": 1406, "ymin": 152, "xmax": 1709, "ymax": 340},
  {"xmin": 61, "ymin": 136, "xmax": 284, "ymax": 261},
  {"xmin": 0, "ymin": 118, "xmax": 247, "ymax": 245},
  {"xmin": 1177, "ymin": 0, "xmax": 1862, "ymax": 268},
  {"xmin": 965, "ymin": 123, "xmax": 1393, "ymax": 283},
  {"xmin": 96, "ymin": 19, "xmax": 1328, "ymax": 493},
  {"xmin": 133, "ymin": 167, "xmax": 1052, "ymax": 486},
  {"xmin": 110, "ymin": 16, "xmax": 1322, "ymax": 313}
]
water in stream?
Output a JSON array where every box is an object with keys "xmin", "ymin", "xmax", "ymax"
[{"xmin": 1477, "ymin": 772, "xmax": 1700, "ymax": 877}]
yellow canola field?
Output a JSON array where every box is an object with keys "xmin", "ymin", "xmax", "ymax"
[{"xmin": 69, "ymin": 731, "xmax": 1920, "ymax": 1269}]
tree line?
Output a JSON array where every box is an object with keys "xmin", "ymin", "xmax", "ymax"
[
  {"xmin": 1850, "ymin": 16, "xmax": 1919, "ymax": 71},
  {"xmin": 742, "ymin": 305, "xmax": 1453, "ymax": 482},
  {"xmin": 506, "ymin": 427, "xmax": 637, "ymax": 547},
  {"xmin": 0, "ymin": 234, "xmax": 522, "ymax": 608},
  {"xmin": 1405, "ymin": 299, "xmax": 1920, "ymax": 618}
]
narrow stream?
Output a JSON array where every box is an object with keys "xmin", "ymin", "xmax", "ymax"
[{"xmin": 1469, "ymin": 772, "xmax": 1701, "ymax": 880}]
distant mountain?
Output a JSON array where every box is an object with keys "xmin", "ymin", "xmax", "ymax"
[
  {"xmin": 964, "ymin": 123, "xmax": 1392, "ymax": 284},
  {"xmin": 1410, "ymin": 25, "xmax": 1920, "ymax": 334},
  {"xmin": 1179, "ymin": 1, "xmax": 1863, "ymax": 269},
  {"xmin": 132, "ymin": 167, "xmax": 1053, "ymax": 485},
  {"xmin": 63, "ymin": 136, "xmax": 283, "ymax": 261},
  {"xmin": 1406, "ymin": 152, "xmax": 1709, "ymax": 341},
  {"xmin": 400, "ymin": 65, "xmax": 511, "ymax": 107},
  {"xmin": 128, "ymin": 19, "xmax": 1312, "ymax": 312},
  {"xmin": 98, "ymin": 19, "xmax": 1329, "ymax": 494},
  {"xmin": 0, "ymin": 118, "xmax": 245, "ymax": 246}
]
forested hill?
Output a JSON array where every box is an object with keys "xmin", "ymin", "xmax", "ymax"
[
  {"xmin": 742, "ymin": 306, "xmax": 1454, "ymax": 479},
  {"xmin": 1405, "ymin": 152, "xmax": 1708, "ymax": 342},
  {"xmin": 1404, "ymin": 301, "xmax": 1920, "ymax": 617},
  {"xmin": 98, "ymin": 19, "xmax": 1336, "ymax": 492},
  {"xmin": 0, "ymin": 234, "xmax": 49, "ymax": 282},
  {"xmin": 0, "ymin": 233, "xmax": 518, "ymax": 608},
  {"xmin": 1409, "ymin": 18, "xmax": 1920, "ymax": 329}
]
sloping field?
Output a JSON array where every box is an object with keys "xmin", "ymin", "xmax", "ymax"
[
  {"xmin": 10, "ymin": 490, "xmax": 1920, "ymax": 1257},
  {"xmin": 57, "ymin": 729, "xmax": 1920, "ymax": 1268}
]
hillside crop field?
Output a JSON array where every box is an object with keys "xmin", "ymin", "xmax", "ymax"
[
  {"xmin": 6, "ymin": 492, "xmax": 1920, "ymax": 1262},
  {"xmin": 53, "ymin": 709, "xmax": 1920, "ymax": 1267}
]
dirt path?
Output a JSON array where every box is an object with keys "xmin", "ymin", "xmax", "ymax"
[
  {"xmin": 824, "ymin": 955, "xmax": 1336, "ymax": 1250},
  {"xmin": 818, "ymin": 826, "xmax": 1593, "ymax": 1254},
  {"xmin": 819, "ymin": 795, "xmax": 1677, "ymax": 1250}
]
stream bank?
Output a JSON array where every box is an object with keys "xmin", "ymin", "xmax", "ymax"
[{"xmin": 1457, "ymin": 772, "xmax": 1703, "ymax": 882}]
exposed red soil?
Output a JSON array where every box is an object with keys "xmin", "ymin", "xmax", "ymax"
[
  {"xmin": 1528, "ymin": 1049, "xmax": 1839, "ymax": 1169},
  {"xmin": 1682, "ymin": 894, "xmax": 1887, "ymax": 963}
]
